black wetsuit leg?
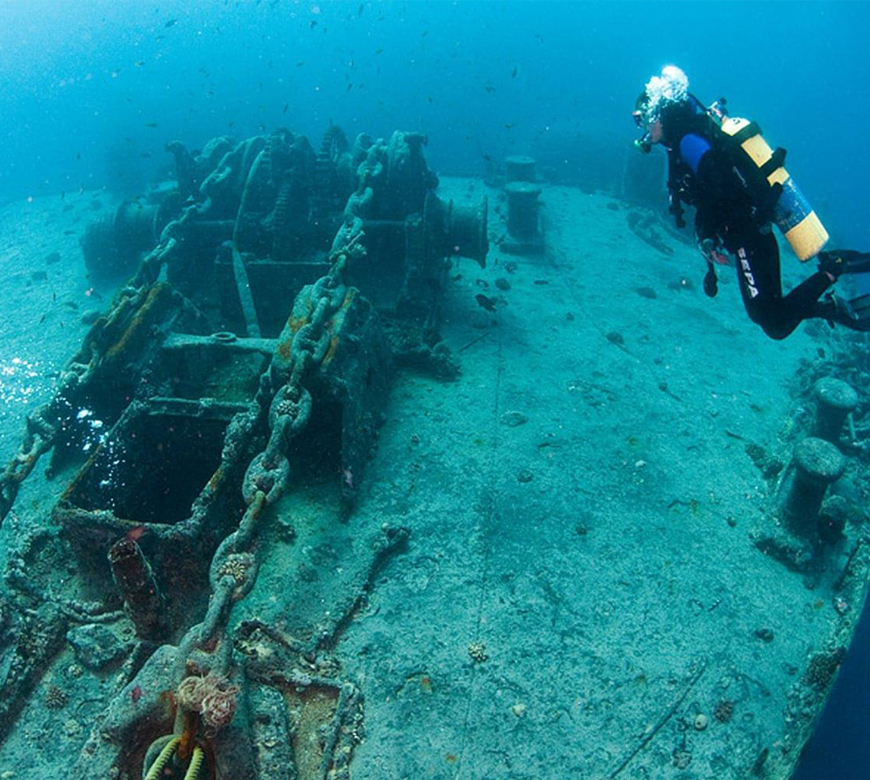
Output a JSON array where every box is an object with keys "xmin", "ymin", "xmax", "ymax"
[{"xmin": 731, "ymin": 228, "xmax": 833, "ymax": 340}]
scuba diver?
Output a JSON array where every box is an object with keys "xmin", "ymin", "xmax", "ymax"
[{"xmin": 633, "ymin": 65, "xmax": 870, "ymax": 339}]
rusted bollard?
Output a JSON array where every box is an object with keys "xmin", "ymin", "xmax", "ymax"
[
  {"xmin": 505, "ymin": 155, "xmax": 536, "ymax": 183},
  {"xmin": 505, "ymin": 182, "xmax": 541, "ymax": 241},
  {"xmin": 813, "ymin": 377, "xmax": 858, "ymax": 444},
  {"xmin": 780, "ymin": 437, "xmax": 845, "ymax": 537}
]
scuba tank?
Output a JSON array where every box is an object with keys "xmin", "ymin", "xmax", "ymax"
[{"xmin": 710, "ymin": 101, "xmax": 828, "ymax": 261}]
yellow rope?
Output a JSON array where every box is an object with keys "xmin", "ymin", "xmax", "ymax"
[
  {"xmin": 144, "ymin": 736, "xmax": 180, "ymax": 780},
  {"xmin": 183, "ymin": 746, "xmax": 205, "ymax": 780}
]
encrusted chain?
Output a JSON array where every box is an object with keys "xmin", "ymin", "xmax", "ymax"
[
  {"xmin": 175, "ymin": 233, "xmax": 364, "ymax": 673},
  {"xmin": 0, "ymin": 200, "xmax": 204, "ymax": 523}
]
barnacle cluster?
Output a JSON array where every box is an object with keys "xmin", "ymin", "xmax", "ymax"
[
  {"xmin": 217, "ymin": 556, "xmax": 249, "ymax": 586},
  {"xmin": 803, "ymin": 649, "xmax": 845, "ymax": 690},
  {"xmin": 44, "ymin": 684, "xmax": 69, "ymax": 709},
  {"xmin": 274, "ymin": 398, "xmax": 298, "ymax": 418}
]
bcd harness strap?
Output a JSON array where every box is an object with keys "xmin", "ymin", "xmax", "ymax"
[{"xmin": 759, "ymin": 147, "xmax": 787, "ymax": 178}]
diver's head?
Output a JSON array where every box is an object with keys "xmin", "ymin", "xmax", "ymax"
[{"xmin": 633, "ymin": 65, "xmax": 690, "ymax": 151}]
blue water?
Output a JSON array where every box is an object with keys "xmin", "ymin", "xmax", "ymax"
[
  {"xmin": 3, "ymin": 1, "xmax": 869, "ymax": 247},
  {"xmin": 2, "ymin": 1, "xmax": 870, "ymax": 775}
]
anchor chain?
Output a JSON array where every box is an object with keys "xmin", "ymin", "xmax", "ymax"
[
  {"xmin": 0, "ymin": 198, "xmax": 208, "ymax": 523},
  {"xmin": 174, "ymin": 233, "xmax": 362, "ymax": 674}
]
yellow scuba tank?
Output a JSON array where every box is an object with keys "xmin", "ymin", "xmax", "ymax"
[{"xmin": 718, "ymin": 116, "xmax": 828, "ymax": 261}]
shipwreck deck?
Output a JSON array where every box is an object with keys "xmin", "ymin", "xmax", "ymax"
[{"xmin": 0, "ymin": 178, "xmax": 865, "ymax": 779}]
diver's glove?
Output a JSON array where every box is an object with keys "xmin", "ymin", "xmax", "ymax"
[
  {"xmin": 699, "ymin": 237, "xmax": 729, "ymax": 266},
  {"xmin": 698, "ymin": 238, "xmax": 726, "ymax": 298},
  {"xmin": 818, "ymin": 250, "xmax": 870, "ymax": 279},
  {"xmin": 703, "ymin": 265, "xmax": 718, "ymax": 298}
]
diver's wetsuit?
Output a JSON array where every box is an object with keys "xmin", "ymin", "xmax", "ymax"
[{"xmin": 663, "ymin": 100, "xmax": 834, "ymax": 340}]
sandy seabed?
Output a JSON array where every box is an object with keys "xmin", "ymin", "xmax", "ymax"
[{"xmin": 0, "ymin": 179, "xmax": 861, "ymax": 779}]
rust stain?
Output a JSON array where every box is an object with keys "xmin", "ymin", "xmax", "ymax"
[
  {"xmin": 284, "ymin": 295, "xmax": 315, "ymax": 335},
  {"xmin": 277, "ymin": 335, "xmax": 293, "ymax": 361},
  {"xmin": 322, "ymin": 334, "xmax": 340, "ymax": 365},
  {"xmin": 207, "ymin": 467, "xmax": 223, "ymax": 492},
  {"xmin": 60, "ymin": 442, "xmax": 104, "ymax": 502},
  {"xmin": 104, "ymin": 284, "xmax": 168, "ymax": 360},
  {"xmin": 287, "ymin": 315, "xmax": 309, "ymax": 335}
]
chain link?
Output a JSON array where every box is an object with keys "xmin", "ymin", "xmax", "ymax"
[
  {"xmin": 174, "ymin": 237, "xmax": 363, "ymax": 672},
  {"xmin": 0, "ymin": 197, "xmax": 219, "ymax": 523}
]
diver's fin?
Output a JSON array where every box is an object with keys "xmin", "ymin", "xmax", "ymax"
[
  {"xmin": 824, "ymin": 293, "xmax": 870, "ymax": 332},
  {"xmin": 818, "ymin": 249, "xmax": 870, "ymax": 277}
]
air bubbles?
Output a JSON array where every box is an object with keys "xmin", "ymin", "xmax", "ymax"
[{"xmin": 0, "ymin": 356, "xmax": 41, "ymax": 405}]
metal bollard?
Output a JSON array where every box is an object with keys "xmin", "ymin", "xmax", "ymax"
[
  {"xmin": 780, "ymin": 437, "xmax": 845, "ymax": 537},
  {"xmin": 812, "ymin": 377, "xmax": 858, "ymax": 444},
  {"xmin": 504, "ymin": 182, "xmax": 541, "ymax": 241},
  {"xmin": 505, "ymin": 155, "xmax": 536, "ymax": 183}
]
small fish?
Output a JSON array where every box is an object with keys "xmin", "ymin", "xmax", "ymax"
[
  {"xmin": 310, "ymin": 20, "xmax": 318, "ymax": 29},
  {"xmin": 60, "ymin": 191, "xmax": 65, "ymax": 199},
  {"xmin": 346, "ymin": 82, "xmax": 353, "ymax": 92},
  {"xmin": 533, "ymin": 279, "xmax": 549, "ymax": 285},
  {"xmin": 63, "ymin": 230, "xmax": 76, "ymax": 235},
  {"xmin": 39, "ymin": 314, "xmax": 47, "ymax": 324},
  {"xmin": 296, "ymin": 60, "xmax": 305, "ymax": 67},
  {"xmin": 475, "ymin": 293, "xmax": 497, "ymax": 312},
  {"xmin": 452, "ymin": 274, "xmax": 463, "ymax": 281},
  {"xmin": 165, "ymin": 18, "xmax": 178, "ymax": 28},
  {"xmin": 485, "ymin": 84, "xmax": 496, "ymax": 94},
  {"xmin": 85, "ymin": 288, "xmax": 104, "ymax": 301},
  {"xmin": 282, "ymin": 102, "xmax": 289, "ymax": 113},
  {"xmin": 130, "ymin": 685, "xmax": 142, "ymax": 704},
  {"xmin": 140, "ymin": 152, "xmax": 152, "ymax": 158},
  {"xmin": 63, "ymin": 301, "xmax": 79, "ymax": 310},
  {"xmin": 76, "ymin": 152, "xmax": 81, "ymax": 161},
  {"xmin": 505, "ymin": 123, "xmax": 515, "ymax": 129},
  {"xmin": 144, "ymin": 122, "xmax": 159, "ymax": 128},
  {"xmin": 375, "ymin": 47, "xmax": 383, "ymax": 55},
  {"xmin": 475, "ymin": 279, "xmax": 489, "ymax": 288},
  {"xmin": 512, "ymin": 65, "xmax": 518, "ymax": 78},
  {"xmin": 358, "ymin": 3, "xmax": 364, "ymax": 16},
  {"xmin": 134, "ymin": 60, "xmax": 145, "ymax": 67}
]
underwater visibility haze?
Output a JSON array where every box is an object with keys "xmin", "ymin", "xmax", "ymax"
[{"xmin": 0, "ymin": 1, "xmax": 868, "ymax": 778}]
